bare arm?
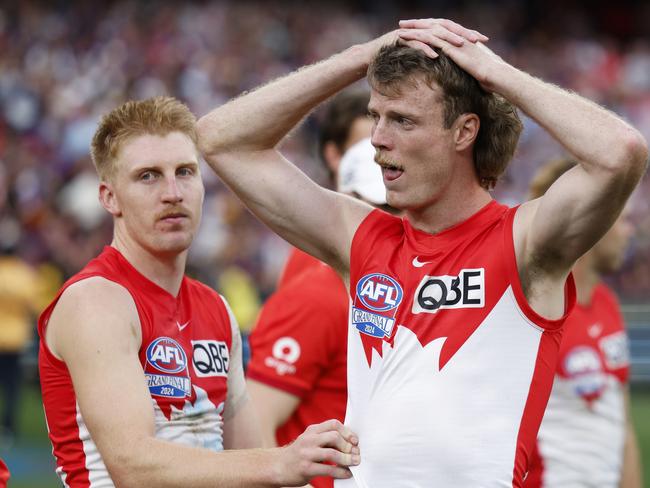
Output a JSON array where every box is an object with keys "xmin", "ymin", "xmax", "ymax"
[
  {"xmin": 247, "ymin": 379, "xmax": 301, "ymax": 448},
  {"xmin": 222, "ymin": 300, "xmax": 263, "ymax": 450},
  {"xmin": 197, "ymin": 43, "xmax": 378, "ymax": 275},
  {"xmin": 197, "ymin": 25, "xmax": 486, "ymax": 276},
  {"xmin": 620, "ymin": 388, "xmax": 643, "ymax": 488},
  {"xmin": 46, "ymin": 278, "xmax": 359, "ymax": 487}
]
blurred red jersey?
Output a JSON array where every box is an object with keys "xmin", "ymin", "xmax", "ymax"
[
  {"xmin": 526, "ymin": 283, "xmax": 630, "ymax": 487},
  {"xmin": 276, "ymin": 247, "xmax": 321, "ymax": 288},
  {"xmin": 248, "ymin": 253, "xmax": 348, "ymax": 488}
]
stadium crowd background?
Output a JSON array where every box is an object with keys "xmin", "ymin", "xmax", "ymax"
[{"xmin": 0, "ymin": 0, "xmax": 649, "ymax": 484}]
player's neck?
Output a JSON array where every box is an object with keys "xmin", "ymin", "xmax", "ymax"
[
  {"xmin": 111, "ymin": 235, "xmax": 187, "ymax": 297},
  {"xmin": 406, "ymin": 182, "xmax": 492, "ymax": 235},
  {"xmin": 572, "ymin": 255, "xmax": 600, "ymax": 306}
]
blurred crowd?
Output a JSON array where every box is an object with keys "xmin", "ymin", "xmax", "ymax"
[{"xmin": 0, "ymin": 1, "xmax": 649, "ymax": 426}]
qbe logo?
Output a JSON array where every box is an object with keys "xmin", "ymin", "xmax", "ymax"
[
  {"xmin": 146, "ymin": 337, "xmax": 188, "ymax": 373},
  {"xmin": 356, "ymin": 273, "xmax": 403, "ymax": 312},
  {"xmin": 192, "ymin": 340, "xmax": 230, "ymax": 378},
  {"xmin": 412, "ymin": 268, "xmax": 485, "ymax": 314}
]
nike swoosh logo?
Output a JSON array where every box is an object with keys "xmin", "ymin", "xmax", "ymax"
[
  {"xmin": 412, "ymin": 257, "xmax": 431, "ymax": 268},
  {"xmin": 177, "ymin": 320, "xmax": 190, "ymax": 331}
]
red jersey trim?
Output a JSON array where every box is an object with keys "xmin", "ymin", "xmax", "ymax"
[
  {"xmin": 246, "ymin": 368, "xmax": 308, "ymax": 398},
  {"xmin": 503, "ymin": 206, "xmax": 576, "ymax": 331},
  {"xmin": 511, "ymin": 324, "xmax": 563, "ymax": 486},
  {"xmin": 524, "ymin": 440, "xmax": 544, "ymax": 487}
]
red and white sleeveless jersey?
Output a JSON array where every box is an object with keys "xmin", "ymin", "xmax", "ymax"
[
  {"xmin": 39, "ymin": 246, "xmax": 240, "ymax": 487},
  {"xmin": 526, "ymin": 283, "xmax": 629, "ymax": 487},
  {"xmin": 337, "ymin": 202, "xmax": 575, "ymax": 488}
]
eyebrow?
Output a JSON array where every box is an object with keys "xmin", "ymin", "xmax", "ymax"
[
  {"xmin": 367, "ymin": 103, "xmax": 419, "ymax": 120},
  {"xmin": 130, "ymin": 161, "xmax": 199, "ymax": 172}
]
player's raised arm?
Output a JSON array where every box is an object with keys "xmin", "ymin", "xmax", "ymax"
[
  {"xmin": 398, "ymin": 19, "xmax": 648, "ymax": 279},
  {"xmin": 196, "ymin": 26, "xmax": 486, "ymax": 275},
  {"xmin": 44, "ymin": 277, "xmax": 359, "ymax": 488}
]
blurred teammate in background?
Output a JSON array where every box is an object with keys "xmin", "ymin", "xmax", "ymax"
[
  {"xmin": 198, "ymin": 16, "xmax": 647, "ymax": 487},
  {"xmin": 248, "ymin": 134, "xmax": 391, "ymax": 488},
  {"xmin": 525, "ymin": 158, "xmax": 643, "ymax": 488},
  {"xmin": 38, "ymin": 96, "xmax": 359, "ymax": 487}
]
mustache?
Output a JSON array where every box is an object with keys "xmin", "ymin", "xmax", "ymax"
[
  {"xmin": 374, "ymin": 151, "xmax": 403, "ymax": 170},
  {"xmin": 156, "ymin": 207, "xmax": 191, "ymax": 220}
]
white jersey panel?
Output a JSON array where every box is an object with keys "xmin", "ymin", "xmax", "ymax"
[
  {"xmin": 68, "ymin": 386, "xmax": 225, "ymax": 487},
  {"xmin": 153, "ymin": 384, "xmax": 225, "ymax": 450},
  {"xmin": 537, "ymin": 376, "xmax": 625, "ymax": 487},
  {"xmin": 75, "ymin": 403, "xmax": 113, "ymax": 487},
  {"xmin": 338, "ymin": 286, "xmax": 543, "ymax": 488}
]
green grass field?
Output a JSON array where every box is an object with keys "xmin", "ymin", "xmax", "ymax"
[{"xmin": 4, "ymin": 384, "xmax": 650, "ymax": 487}]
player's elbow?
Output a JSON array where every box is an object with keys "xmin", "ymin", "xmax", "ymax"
[
  {"xmin": 625, "ymin": 129, "xmax": 649, "ymax": 174},
  {"xmin": 615, "ymin": 128, "xmax": 648, "ymax": 184},
  {"xmin": 103, "ymin": 443, "xmax": 153, "ymax": 488},
  {"xmin": 196, "ymin": 116, "xmax": 222, "ymax": 159}
]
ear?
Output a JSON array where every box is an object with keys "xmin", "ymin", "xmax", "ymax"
[
  {"xmin": 99, "ymin": 181, "xmax": 122, "ymax": 217},
  {"xmin": 454, "ymin": 113, "xmax": 480, "ymax": 152},
  {"xmin": 323, "ymin": 141, "xmax": 343, "ymax": 175}
]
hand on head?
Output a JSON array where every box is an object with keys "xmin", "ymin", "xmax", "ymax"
[
  {"xmin": 397, "ymin": 18, "xmax": 488, "ymax": 57},
  {"xmin": 366, "ymin": 18, "xmax": 488, "ymax": 65},
  {"xmin": 395, "ymin": 18, "xmax": 504, "ymax": 91}
]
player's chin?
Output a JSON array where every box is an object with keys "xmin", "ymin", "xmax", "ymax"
[{"xmin": 154, "ymin": 234, "xmax": 193, "ymax": 254}]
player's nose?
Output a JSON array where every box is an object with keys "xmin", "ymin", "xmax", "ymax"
[
  {"xmin": 371, "ymin": 119, "xmax": 391, "ymax": 151},
  {"xmin": 161, "ymin": 176, "xmax": 184, "ymax": 203}
]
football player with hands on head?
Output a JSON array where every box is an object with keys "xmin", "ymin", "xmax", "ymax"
[{"xmin": 197, "ymin": 17, "xmax": 647, "ymax": 487}]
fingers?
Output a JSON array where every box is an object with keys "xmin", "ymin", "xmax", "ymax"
[
  {"xmin": 314, "ymin": 445, "xmax": 360, "ymax": 467},
  {"xmin": 307, "ymin": 463, "xmax": 354, "ymax": 480},
  {"xmin": 398, "ymin": 29, "xmax": 455, "ymax": 56},
  {"xmin": 307, "ymin": 419, "xmax": 358, "ymax": 446},
  {"xmin": 288, "ymin": 420, "xmax": 361, "ymax": 479},
  {"xmin": 399, "ymin": 18, "xmax": 489, "ymax": 43},
  {"xmin": 399, "ymin": 39, "xmax": 438, "ymax": 58},
  {"xmin": 317, "ymin": 430, "xmax": 361, "ymax": 458}
]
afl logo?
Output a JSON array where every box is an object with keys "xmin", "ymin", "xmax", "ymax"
[
  {"xmin": 356, "ymin": 273, "xmax": 403, "ymax": 312},
  {"xmin": 146, "ymin": 337, "xmax": 188, "ymax": 374}
]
